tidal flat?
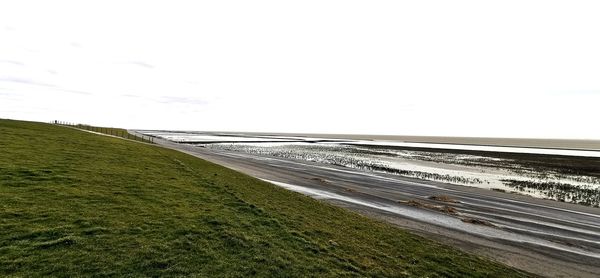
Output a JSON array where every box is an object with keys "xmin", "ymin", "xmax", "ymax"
[{"xmin": 143, "ymin": 131, "xmax": 600, "ymax": 207}]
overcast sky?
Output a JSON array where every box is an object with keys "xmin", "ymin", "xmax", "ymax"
[{"xmin": 1, "ymin": 1, "xmax": 599, "ymax": 138}]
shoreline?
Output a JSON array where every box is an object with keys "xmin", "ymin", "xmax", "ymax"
[{"xmin": 137, "ymin": 130, "xmax": 600, "ymax": 151}]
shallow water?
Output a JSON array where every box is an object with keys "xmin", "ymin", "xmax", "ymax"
[{"xmin": 349, "ymin": 141, "xmax": 600, "ymax": 158}]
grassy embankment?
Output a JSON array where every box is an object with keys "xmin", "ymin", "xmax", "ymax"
[{"xmin": 0, "ymin": 119, "xmax": 530, "ymax": 277}]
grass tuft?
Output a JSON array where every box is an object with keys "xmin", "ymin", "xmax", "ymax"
[{"xmin": 33, "ymin": 236, "xmax": 78, "ymax": 249}]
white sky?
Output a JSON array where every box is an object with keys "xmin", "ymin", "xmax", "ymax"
[{"xmin": 1, "ymin": 0, "xmax": 599, "ymax": 138}]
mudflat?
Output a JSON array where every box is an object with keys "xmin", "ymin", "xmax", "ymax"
[{"xmin": 198, "ymin": 131, "xmax": 600, "ymax": 151}]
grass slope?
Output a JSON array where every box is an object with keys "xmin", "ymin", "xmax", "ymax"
[{"xmin": 0, "ymin": 119, "xmax": 530, "ymax": 277}]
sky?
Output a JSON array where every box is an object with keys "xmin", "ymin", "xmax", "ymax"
[{"xmin": 1, "ymin": 1, "xmax": 599, "ymax": 139}]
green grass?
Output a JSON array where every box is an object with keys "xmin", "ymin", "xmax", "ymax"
[{"xmin": 0, "ymin": 119, "xmax": 531, "ymax": 277}]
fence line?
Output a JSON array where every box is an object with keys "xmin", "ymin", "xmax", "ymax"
[{"xmin": 52, "ymin": 120, "xmax": 154, "ymax": 144}]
